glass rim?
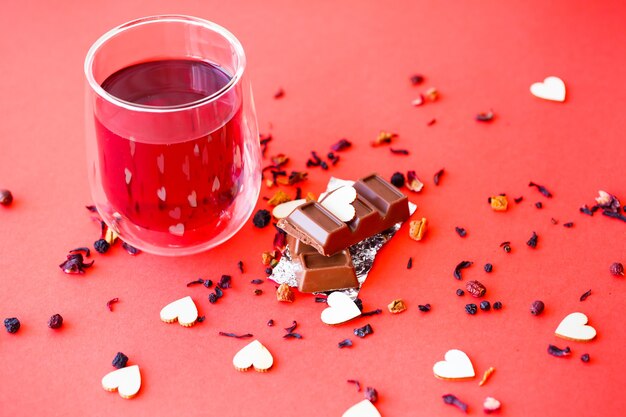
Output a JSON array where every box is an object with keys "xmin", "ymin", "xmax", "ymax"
[{"xmin": 84, "ymin": 14, "xmax": 246, "ymax": 113}]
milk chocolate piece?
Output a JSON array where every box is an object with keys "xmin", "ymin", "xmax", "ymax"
[
  {"xmin": 278, "ymin": 173, "xmax": 409, "ymax": 256},
  {"xmin": 287, "ymin": 235, "xmax": 358, "ymax": 292}
]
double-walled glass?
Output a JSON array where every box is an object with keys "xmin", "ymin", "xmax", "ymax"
[{"xmin": 84, "ymin": 15, "xmax": 261, "ymax": 256}]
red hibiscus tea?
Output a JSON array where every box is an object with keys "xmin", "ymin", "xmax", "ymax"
[{"xmin": 85, "ymin": 16, "xmax": 261, "ymax": 255}]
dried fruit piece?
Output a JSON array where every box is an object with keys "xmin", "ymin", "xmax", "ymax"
[
  {"xmin": 338, "ymin": 339, "xmax": 353, "ymax": 348},
  {"xmin": 425, "ymin": 87, "xmax": 439, "ymax": 101},
  {"xmin": 489, "ymin": 195, "xmax": 508, "ymax": 211},
  {"xmin": 476, "ymin": 110, "xmax": 494, "ymax": 122},
  {"xmin": 529, "ymin": 181, "xmax": 553, "ymax": 198},
  {"xmin": 253, "ymin": 209, "xmax": 271, "ymax": 228},
  {"xmin": 372, "ymin": 131, "xmax": 397, "ymax": 146},
  {"xmin": 353, "ymin": 324, "xmax": 373, "ymax": 338},
  {"xmin": 267, "ymin": 190, "xmax": 291, "ymax": 206},
  {"xmin": 387, "ymin": 299, "xmax": 407, "ymax": 314},
  {"xmin": 331, "ymin": 139, "xmax": 352, "ymax": 152},
  {"xmin": 478, "ymin": 367, "xmax": 495, "ymax": 386},
  {"xmin": 547, "ymin": 344, "xmax": 571, "ymax": 357},
  {"xmin": 465, "ymin": 304, "xmax": 477, "ymax": 315},
  {"xmin": 418, "ymin": 304, "xmax": 431, "ymax": 312},
  {"xmin": 409, "ymin": 217, "xmax": 428, "ymax": 241},
  {"xmin": 479, "ymin": 300, "xmax": 491, "ymax": 311},
  {"xmin": 581, "ymin": 353, "xmax": 590, "ymax": 363},
  {"xmin": 112, "ymin": 352, "xmax": 129, "ymax": 369},
  {"xmin": 411, "ymin": 94, "xmax": 425, "ymax": 106},
  {"xmin": 483, "ymin": 396, "xmax": 501, "ymax": 413},
  {"xmin": 390, "ymin": 172, "xmax": 405, "ymax": 187},
  {"xmin": 442, "ymin": 394, "xmax": 468, "ymax": 413},
  {"xmin": 406, "ymin": 170, "xmax": 424, "ymax": 192},
  {"xmin": 4, "ymin": 317, "xmax": 20, "ymax": 333},
  {"xmin": 466, "ymin": 280, "xmax": 486, "ymax": 297},
  {"xmin": 410, "ymin": 74, "xmax": 424, "ymax": 85},
  {"xmin": 454, "ymin": 261, "xmax": 473, "ymax": 280},
  {"xmin": 433, "ymin": 169, "xmax": 444, "ymax": 185},
  {"xmin": 94, "ymin": 238, "xmax": 111, "ymax": 254},
  {"xmin": 276, "ymin": 283, "xmax": 294, "ymax": 302},
  {"xmin": 526, "ymin": 231, "xmax": 538, "ymax": 248},
  {"xmin": 365, "ymin": 387, "xmax": 378, "ymax": 403}
]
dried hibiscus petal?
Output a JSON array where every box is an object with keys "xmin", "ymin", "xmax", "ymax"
[
  {"xmin": 331, "ymin": 139, "xmax": 352, "ymax": 152},
  {"xmin": 372, "ymin": 131, "xmax": 397, "ymax": 147},
  {"xmin": 59, "ymin": 253, "xmax": 94, "ymax": 274},
  {"xmin": 406, "ymin": 170, "xmax": 424, "ymax": 192}
]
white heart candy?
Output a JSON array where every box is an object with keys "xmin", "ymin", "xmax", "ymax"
[
  {"xmin": 272, "ymin": 199, "xmax": 306, "ymax": 219},
  {"xmin": 233, "ymin": 340, "xmax": 273, "ymax": 372},
  {"xmin": 188, "ymin": 191, "xmax": 198, "ymax": 207},
  {"xmin": 102, "ymin": 365, "xmax": 141, "ymax": 399},
  {"xmin": 342, "ymin": 400, "xmax": 381, "ymax": 417},
  {"xmin": 433, "ymin": 349, "xmax": 475, "ymax": 380},
  {"xmin": 321, "ymin": 291, "xmax": 361, "ymax": 325},
  {"xmin": 124, "ymin": 168, "xmax": 132, "ymax": 185},
  {"xmin": 169, "ymin": 223, "xmax": 185, "ymax": 236},
  {"xmin": 530, "ymin": 76, "xmax": 566, "ymax": 102},
  {"xmin": 160, "ymin": 296, "xmax": 198, "ymax": 327},
  {"xmin": 555, "ymin": 312, "xmax": 596, "ymax": 341},
  {"xmin": 320, "ymin": 186, "xmax": 357, "ymax": 222},
  {"xmin": 157, "ymin": 186, "xmax": 167, "ymax": 201}
]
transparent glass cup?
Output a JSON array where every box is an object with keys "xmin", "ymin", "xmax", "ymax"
[{"xmin": 84, "ymin": 15, "xmax": 261, "ymax": 256}]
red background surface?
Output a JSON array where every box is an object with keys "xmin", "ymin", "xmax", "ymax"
[{"xmin": 1, "ymin": 1, "xmax": 625, "ymax": 416}]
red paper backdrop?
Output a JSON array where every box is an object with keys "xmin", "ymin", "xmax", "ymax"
[{"xmin": 1, "ymin": 1, "xmax": 625, "ymax": 416}]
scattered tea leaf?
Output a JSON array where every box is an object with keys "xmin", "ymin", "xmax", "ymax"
[
  {"xmin": 528, "ymin": 181, "xmax": 553, "ymax": 198},
  {"xmin": 106, "ymin": 298, "xmax": 119, "ymax": 312},
  {"xmin": 407, "ymin": 257, "xmax": 413, "ymax": 269},
  {"xmin": 433, "ymin": 169, "xmax": 444, "ymax": 185},
  {"xmin": 548, "ymin": 344, "xmax": 571, "ymax": 357},
  {"xmin": 339, "ymin": 339, "xmax": 353, "ymax": 349},
  {"xmin": 579, "ymin": 289, "xmax": 592, "ymax": 302},
  {"xmin": 527, "ymin": 231, "xmax": 538, "ymax": 248},
  {"xmin": 390, "ymin": 148, "xmax": 409, "ymax": 155},
  {"xmin": 347, "ymin": 379, "xmax": 361, "ymax": 391},
  {"xmin": 442, "ymin": 394, "xmax": 468, "ymax": 413},
  {"xmin": 361, "ymin": 309, "xmax": 382, "ymax": 317},
  {"xmin": 219, "ymin": 332, "xmax": 253, "ymax": 338},
  {"xmin": 454, "ymin": 261, "xmax": 473, "ymax": 280},
  {"xmin": 354, "ymin": 324, "xmax": 373, "ymax": 338},
  {"xmin": 476, "ymin": 110, "xmax": 494, "ymax": 122}
]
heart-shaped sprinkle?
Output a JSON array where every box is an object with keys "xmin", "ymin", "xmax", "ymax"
[
  {"xmin": 233, "ymin": 340, "xmax": 273, "ymax": 372},
  {"xmin": 212, "ymin": 177, "xmax": 221, "ymax": 192},
  {"xmin": 182, "ymin": 156, "xmax": 191, "ymax": 179},
  {"xmin": 124, "ymin": 168, "xmax": 132, "ymax": 185},
  {"xmin": 320, "ymin": 186, "xmax": 357, "ymax": 222},
  {"xmin": 160, "ymin": 296, "xmax": 198, "ymax": 326},
  {"xmin": 102, "ymin": 365, "xmax": 141, "ymax": 399},
  {"xmin": 193, "ymin": 144, "xmax": 200, "ymax": 156},
  {"xmin": 342, "ymin": 400, "xmax": 381, "ymax": 417},
  {"xmin": 555, "ymin": 312, "xmax": 596, "ymax": 341},
  {"xmin": 168, "ymin": 223, "xmax": 185, "ymax": 236},
  {"xmin": 273, "ymin": 199, "xmax": 306, "ymax": 219},
  {"xmin": 168, "ymin": 207, "xmax": 181, "ymax": 219},
  {"xmin": 157, "ymin": 154, "xmax": 165, "ymax": 174},
  {"xmin": 433, "ymin": 349, "xmax": 475, "ymax": 380},
  {"xmin": 321, "ymin": 291, "xmax": 362, "ymax": 325},
  {"xmin": 188, "ymin": 191, "xmax": 198, "ymax": 208},
  {"xmin": 129, "ymin": 140, "xmax": 136, "ymax": 156},
  {"xmin": 530, "ymin": 76, "xmax": 566, "ymax": 102},
  {"xmin": 157, "ymin": 186, "xmax": 166, "ymax": 201}
]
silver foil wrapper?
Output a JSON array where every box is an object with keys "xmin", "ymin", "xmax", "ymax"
[{"xmin": 269, "ymin": 177, "xmax": 415, "ymax": 299}]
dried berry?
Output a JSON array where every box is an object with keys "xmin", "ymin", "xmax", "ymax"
[
  {"xmin": 493, "ymin": 301, "xmax": 503, "ymax": 310},
  {"xmin": 530, "ymin": 300, "xmax": 545, "ymax": 315},
  {"xmin": 353, "ymin": 324, "xmax": 373, "ymax": 338},
  {"xmin": 276, "ymin": 283, "xmax": 294, "ymax": 302},
  {"xmin": 388, "ymin": 299, "xmax": 407, "ymax": 314},
  {"xmin": 47, "ymin": 314, "xmax": 63, "ymax": 329},
  {"xmin": 465, "ymin": 304, "xmax": 477, "ymax": 315},
  {"xmin": 500, "ymin": 241, "xmax": 511, "ymax": 253},
  {"xmin": 218, "ymin": 275, "xmax": 232, "ymax": 289},
  {"xmin": 252, "ymin": 209, "xmax": 271, "ymax": 228},
  {"xmin": 442, "ymin": 394, "xmax": 468, "ymax": 413},
  {"xmin": 273, "ymin": 88, "xmax": 284, "ymax": 99},
  {"xmin": 214, "ymin": 286, "xmax": 223, "ymax": 299},
  {"xmin": 0, "ymin": 189, "xmax": 14, "ymax": 206},
  {"xmin": 59, "ymin": 252, "xmax": 94, "ymax": 274},
  {"xmin": 390, "ymin": 172, "xmax": 405, "ymax": 188},
  {"xmin": 526, "ymin": 231, "xmax": 538, "ymax": 248},
  {"xmin": 455, "ymin": 227, "xmax": 467, "ymax": 237},
  {"xmin": 331, "ymin": 139, "xmax": 352, "ymax": 152},
  {"xmin": 365, "ymin": 387, "xmax": 378, "ymax": 403},
  {"xmin": 581, "ymin": 353, "xmax": 590, "ymax": 363},
  {"xmin": 484, "ymin": 263, "xmax": 493, "ymax": 273},
  {"xmin": 418, "ymin": 304, "xmax": 431, "ymax": 312},
  {"xmin": 410, "ymin": 74, "xmax": 424, "ymax": 85},
  {"xmin": 338, "ymin": 339, "xmax": 353, "ymax": 348},
  {"xmin": 121, "ymin": 241, "xmax": 140, "ymax": 255},
  {"xmin": 433, "ymin": 169, "xmax": 444, "ymax": 185},
  {"xmin": 548, "ymin": 344, "xmax": 571, "ymax": 357},
  {"xmin": 476, "ymin": 110, "xmax": 494, "ymax": 122},
  {"xmin": 112, "ymin": 352, "xmax": 129, "ymax": 369},
  {"xmin": 106, "ymin": 298, "xmax": 119, "ymax": 311},
  {"xmin": 453, "ymin": 261, "xmax": 474, "ymax": 280},
  {"xmin": 208, "ymin": 293, "xmax": 218, "ymax": 304},
  {"xmin": 529, "ymin": 181, "xmax": 553, "ymax": 198},
  {"xmin": 267, "ymin": 319, "xmax": 274, "ymax": 327},
  {"xmin": 489, "ymin": 194, "xmax": 508, "ymax": 211},
  {"xmin": 219, "ymin": 332, "xmax": 253, "ymax": 338},
  {"xmin": 456, "ymin": 289, "xmax": 465, "ymax": 296},
  {"xmin": 406, "ymin": 170, "xmax": 424, "ymax": 192},
  {"xmin": 535, "ymin": 201, "xmax": 543, "ymax": 209},
  {"xmin": 94, "ymin": 238, "xmax": 111, "ymax": 254},
  {"xmin": 466, "ymin": 280, "xmax": 486, "ymax": 298},
  {"xmin": 4, "ymin": 317, "xmax": 20, "ymax": 333},
  {"xmin": 579, "ymin": 289, "xmax": 592, "ymax": 302},
  {"xmin": 610, "ymin": 262, "xmax": 624, "ymax": 276},
  {"xmin": 480, "ymin": 301, "xmax": 491, "ymax": 311},
  {"xmin": 203, "ymin": 279, "xmax": 214, "ymax": 288}
]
